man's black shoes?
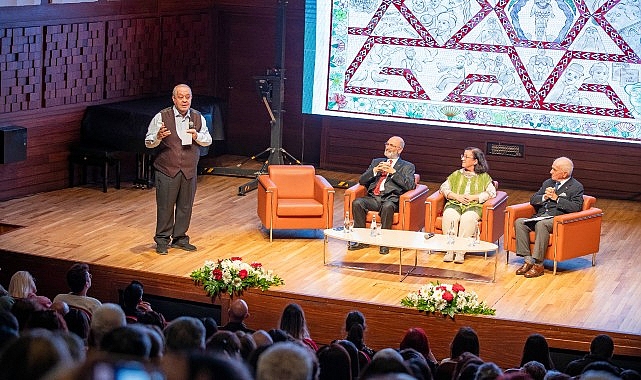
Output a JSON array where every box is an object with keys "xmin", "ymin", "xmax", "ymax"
[
  {"xmin": 156, "ymin": 244, "xmax": 168, "ymax": 255},
  {"xmin": 379, "ymin": 246, "xmax": 390, "ymax": 255},
  {"xmin": 171, "ymin": 241, "xmax": 197, "ymax": 251},
  {"xmin": 347, "ymin": 242, "xmax": 369, "ymax": 250}
]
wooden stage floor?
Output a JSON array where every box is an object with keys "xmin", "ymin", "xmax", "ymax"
[{"xmin": 1, "ymin": 168, "xmax": 640, "ymax": 367}]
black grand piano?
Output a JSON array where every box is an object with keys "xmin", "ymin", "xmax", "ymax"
[{"xmin": 70, "ymin": 95, "xmax": 224, "ymax": 191}]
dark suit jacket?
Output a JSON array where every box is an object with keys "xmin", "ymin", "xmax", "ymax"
[
  {"xmin": 530, "ymin": 177, "xmax": 584, "ymax": 217},
  {"xmin": 359, "ymin": 158, "xmax": 416, "ymax": 203}
]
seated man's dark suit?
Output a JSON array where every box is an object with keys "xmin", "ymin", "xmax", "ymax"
[
  {"xmin": 515, "ymin": 177, "xmax": 584, "ymax": 262},
  {"xmin": 352, "ymin": 158, "xmax": 416, "ymax": 229}
]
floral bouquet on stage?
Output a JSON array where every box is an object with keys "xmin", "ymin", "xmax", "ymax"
[
  {"xmin": 190, "ymin": 257, "xmax": 284, "ymax": 297},
  {"xmin": 401, "ymin": 281, "xmax": 495, "ymax": 318}
]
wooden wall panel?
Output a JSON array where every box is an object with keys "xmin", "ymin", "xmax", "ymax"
[
  {"xmin": 105, "ymin": 18, "xmax": 162, "ymax": 99},
  {"xmin": 0, "ymin": 26, "xmax": 42, "ymax": 112}
]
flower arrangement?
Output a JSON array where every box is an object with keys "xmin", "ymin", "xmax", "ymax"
[
  {"xmin": 401, "ymin": 281, "xmax": 495, "ymax": 318},
  {"xmin": 190, "ymin": 257, "xmax": 284, "ymax": 297}
]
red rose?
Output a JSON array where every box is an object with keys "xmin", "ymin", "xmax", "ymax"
[
  {"xmin": 238, "ymin": 269, "xmax": 248, "ymax": 279},
  {"xmin": 251, "ymin": 262, "xmax": 262, "ymax": 269},
  {"xmin": 212, "ymin": 268, "xmax": 223, "ymax": 280},
  {"xmin": 231, "ymin": 257, "xmax": 243, "ymax": 261},
  {"xmin": 436, "ymin": 285, "xmax": 446, "ymax": 291},
  {"xmin": 442, "ymin": 291, "xmax": 454, "ymax": 302},
  {"xmin": 452, "ymin": 283, "xmax": 465, "ymax": 293}
]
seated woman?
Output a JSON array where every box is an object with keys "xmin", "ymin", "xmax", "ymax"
[{"xmin": 439, "ymin": 147, "xmax": 496, "ymax": 263}]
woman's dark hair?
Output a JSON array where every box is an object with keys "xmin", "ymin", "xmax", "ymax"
[
  {"xmin": 450, "ymin": 326, "xmax": 480, "ymax": 358},
  {"xmin": 465, "ymin": 147, "xmax": 490, "ymax": 174}
]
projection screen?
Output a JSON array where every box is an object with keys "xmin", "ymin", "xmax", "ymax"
[{"xmin": 302, "ymin": 0, "xmax": 641, "ymax": 143}]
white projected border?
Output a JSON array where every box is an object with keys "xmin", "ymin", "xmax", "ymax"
[{"xmin": 311, "ymin": 0, "xmax": 641, "ymax": 143}]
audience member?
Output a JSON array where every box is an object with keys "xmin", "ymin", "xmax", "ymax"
[
  {"xmin": 53, "ymin": 263, "xmax": 102, "ymax": 318},
  {"xmin": 0, "ymin": 328, "xmax": 72, "ymax": 380},
  {"xmin": 88, "ymin": 303, "xmax": 127, "ymax": 349},
  {"xmin": 542, "ymin": 370, "xmax": 570, "ymax": 380},
  {"xmin": 120, "ymin": 280, "xmax": 166, "ymax": 329},
  {"xmin": 360, "ymin": 348, "xmax": 412, "ymax": 379},
  {"xmin": 438, "ymin": 147, "xmax": 496, "ymax": 263},
  {"xmin": 400, "ymin": 327, "xmax": 438, "ymax": 373},
  {"xmin": 564, "ymin": 334, "xmax": 620, "ymax": 376},
  {"xmin": 24, "ymin": 309, "xmax": 68, "ymax": 332},
  {"xmin": 187, "ymin": 351, "xmax": 253, "ymax": 380},
  {"xmin": 236, "ymin": 330, "xmax": 257, "ymax": 360},
  {"xmin": 206, "ymin": 330, "xmax": 241, "ymax": 359},
  {"xmin": 453, "ymin": 352, "xmax": 485, "ymax": 380},
  {"xmin": 317, "ymin": 342, "xmax": 353, "ymax": 380},
  {"xmin": 621, "ymin": 369, "xmax": 641, "ymax": 380},
  {"xmin": 348, "ymin": 135, "xmax": 417, "ymax": 255},
  {"xmin": 513, "ymin": 157, "xmax": 584, "ymax": 278},
  {"xmin": 256, "ymin": 341, "xmax": 318, "ymax": 380},
  {"xmin": 400, "ymin": 347, "xmax": 433, "ymax": 380},
  {"xmin": 334, "ymin": 339, "xmax": 361, "ymax": 380},
  {"xmin": 199, "ymin": 316, "xmax": 219, "ymax": 341},
  {"xmin": 164, "ymin": 316, "xmax": 206, "ymax": 353},
  {"xmin": 100, "ymin": 325, "xmax": 152, "ymax": 359},
  {"xmin": 0, "ymin": 308, "xmax": 19, "ymax": 349},
  {"xmin": 53, "ymin": 329, "xmax": 87, "ymax": 363},
  {"xmin": 253, "ymin": 329, "xmax": 274, "ymax": 348},
  {"xmin": 345, "ymin": 310, "xmax": 376, "ymax": 364},
  {"xmin": 220, "ymin": 299, "xmax": 254, "ymax": 333},
  {"xmin": 279, "ymin": 303, "xmax": 318, "ymax": 352},
  {"xmin": 267, "ymin": 327, "xmax": 294, "ymax": 343},
  {"xmin": 435, "ymin": 326, "xmax": 480, "ymax": 380},
  {"xmin": 10, "ymin": 297, "xmax": 45, "ymax": 331},
  {"xmin": 581, "ymin": 360, "xmax": 622, "ymax": 377},
  {"xmin": 4, "ymin": 270, "xmax": 52, "ymax": 310},
  {"xmin": 520, "ymin": 334, "xmax": 555, "ymax": 370},
  {"xmin": 522, "ymin": 361, "xmax": 547, "ymax": 380},
  {"xmin": 63, "ymin": 306, "xmax": 90, "ymax": 344},
  {"xmin": 476, "ymin": 362, "xmax": 504, "ymax": 380}
]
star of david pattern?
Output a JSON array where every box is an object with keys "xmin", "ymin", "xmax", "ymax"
[{"xmin": 324, "ymin": 0, "xmax": 641, "ymax": 141}]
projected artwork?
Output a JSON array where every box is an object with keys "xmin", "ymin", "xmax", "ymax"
[{"xmin": 306, "ymin": 0, "xmax": 641, "ymax": 142}]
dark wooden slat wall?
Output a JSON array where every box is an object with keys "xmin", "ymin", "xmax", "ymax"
[
  {"xmin": 1, "ymin": 0, "xmax": 641, "ymax": 201},
  {"xmin": 0, "ymin": 0, "xmax": 218, "ymax": 201}
]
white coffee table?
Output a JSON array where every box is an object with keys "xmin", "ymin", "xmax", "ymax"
[{"xmin": 323, "ymin": 227, "xmax": 499, "ymax": 281}]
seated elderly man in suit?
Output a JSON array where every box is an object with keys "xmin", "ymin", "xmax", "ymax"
[
  {"xmin": 349, "ymin": 136, "xmax": 417, "ymax": 255},
  {"xmin": 514, "ymin": 156, "xmax": 584, "ymax": 278}
]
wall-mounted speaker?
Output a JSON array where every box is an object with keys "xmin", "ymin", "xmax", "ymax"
[{"xmin": 0, "ymin": 126, "xmax": 27, "ymax": 164}]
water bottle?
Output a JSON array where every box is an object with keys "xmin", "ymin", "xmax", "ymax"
[
  {"xmin": 473, "ymin": 224, "xmax": 481, "ymax": 246},
  {"xmin": 343, "ymin": 211, "xmax": 353, "ymax": 233},
  {"xmin": 370, "ymin": 215, "xmax": 378, "ymax": 237},
  {"xmin": 447, "ymin": 220, "xmax": 455, "ymax": 245}
]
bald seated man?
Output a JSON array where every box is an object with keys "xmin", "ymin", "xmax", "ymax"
[{"xmin": 219, "ymin": 299, "xmax": 254, "ymax": 333}]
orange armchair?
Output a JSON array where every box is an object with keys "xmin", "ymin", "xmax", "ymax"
[
  {"xmin": 424, "ymin": 182, "xmax": 508, "ymax": 245},
  {"xmin": 504, "ymin": 195, "xmax": 603, "ymax": 274},
  {"xmin": 344, "ymin": 174, "xmax": 429, "ymax": 231},
  {"xmin": 257, "ymin": 165, "xmax": 335, "ymax": 242}
]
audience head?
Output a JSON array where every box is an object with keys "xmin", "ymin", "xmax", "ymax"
[
  {"xmin": 451, "ymin": 326, "xmax": 480, "ymax": 358},
  {"xmin": 268, "ymin": 328, "xmax": 293, "ymax": 343},
  {"xmin": 581, "ymin": 361, "xmax": 621, "ymax": 377},
  {"xmin": 522, "ymin": 361, "xmax": 547, "ymax": 380},
  {"xmin": 334, "ymin": 339, "xmax": 360, "ymax": 380},
  {"xmin": 542, "ymin": 370, "xmax": 570, "ymax": 380},
  {"xmin": 0, "ymin": 308, "xmax": 19, "ymax": 349},
  {"xmin": 345, "ymin": 310, "xmax": 367, "ymax": 332},
  {"xmin": 164, "ymin": 316, "xmax": 206, "ymax": 352},
  {"xmin": 360, "ymin": 348, "xmax": 411, "ymax": 379},
  {"xmin": 404, "ymin": 353, "xmax": 432, "ymax": 380},
  {"xmin": 621, "ymin": 369, "xmax": 641, "ymax": 380},
  {"xmin": 51, "ymin": 300, "xmax": 69, "ymax": 316},
  {"xmin": 130, "ymin": 324, "xmax": 164, "ymax": 360},
  {"xmin": 236, "ymin": 330, "xmax": 257, "ymax": 360},
  {"xmin": 253, "ymin": 329, "xmax": 274, "ymax": 348},
  {"xmin": 187, "ymin": 352, "xmax": 253, "ymax": 380},
  {"xmin": 89, "ymin": 303, "xmax": 127, "ymax": 348},
  {"xmin": 0, "ymin": 328, "xmax": 72, "ymax": 380},
  {"xmin": 100, "ymin": 325, "xmax": 152, "ymax": 359},
  {"xmin": 476, "ymin": 362, "xmax": 504, "ymax": 380},
  {"xmin": 7, "ymin": 270, "xmax": 37, "ymax": 298},
  {"xmin": 66, "ymin": 263, "xmax": 91, "ymax": 294},
  {"xmin": 453, "ymin": 352, "xmax": 484, "ymax": 380},
  {"xmin": 256, "ymin": 341, "xmax": 317, "ymax": 380},
  {"xmin": 590, "ymin": 334, "xmax": 615, "ymax": 358},
  {"xmin": 317, "ymin": 342, "xmax": 352, "ymax": 380},
  {"xmin": 229, "ymin": 299, "xmax": 250, "ymax": 323},
  {"xmin": 11, "ymin": 297, "xmax": 45, "ymax": 331},
  {"xmin": 199, "ymin": 316, "xmax": 219, "ymax": 341},
  {"xmin": 400, "ymin": 327, "xmax": 431, "ymax": 361},
  {"xmin": 25, "ymin": 309, "xmax": 68, "ymax": 332},
  {"xmin": 520, "ymin": 334, "xmax": 554, "ymax": 369},
  {"xmin": 53, "ymin": 329, "xmax": 86, "ymax": 363},
  {"xmin": 122, "ymin": 281, "xmax": 144, "ymax": 312},
  {"xmin": 279, "ymin": 303, "xmax": 310, "ymax": 341},
  {"xmin": 206, "ymin": 330, "xmax": 241, "ymax": 358}
]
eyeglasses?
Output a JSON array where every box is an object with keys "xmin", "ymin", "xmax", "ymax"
[{"xmin": 461, "ymin": 154, "xmax": 475, "ymax": 160}]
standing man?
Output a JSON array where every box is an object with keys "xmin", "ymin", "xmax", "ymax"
[
  {"xmin": 514, "ymin": 156, "xmax": 584, "ymax": 278},
  {"xmin": 145, "ymin": 84, "xmax": 212, "ymax": 254},
  {"xmin": 349, "ymin": 136, "xmax": 416, "ymax": 255}
]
